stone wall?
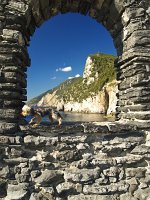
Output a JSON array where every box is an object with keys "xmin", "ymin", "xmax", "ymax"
[
  {"xmin": 0, "ymin": 0, "xmax": 150, "ymax": 133},
  {"xmin": 116, "ymin": 57, "xmax": 150, "ymax": 129},
  {"xmin": 0, "ymin": 123, "xmax": 150, "ymax": 200},
  {"xmin": 0, "ymin": 1, "xmax": 150, "ymax": 199}
]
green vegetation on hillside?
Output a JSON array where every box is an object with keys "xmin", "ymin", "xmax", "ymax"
[
  {"xmin": 27, "ymin": 78, "xmax": 81, "ymax": 106},
  {"xmin": 27, "ymin": 53, "xmax": 116, "ymax": 105},
  {"xmin": 89, "ymin": 53, "xmax": 116, "ymax": 89},
  {"xmin": 27, "ymin": 91, "xmax": 48, "ymax": 106},
  {"xmin": 57, "ymin": 53, "xmax": 116, "ymax": 102}
]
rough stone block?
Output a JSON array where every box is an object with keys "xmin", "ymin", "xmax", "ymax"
[
  {"xmin": 64, "ymin": 168, "xmax": 100, "ymax": 183},
  {"xmin": 83, "ymin": 184, "xmax": 107, "ymax": 195},
  {"xmin": 134, "ymin": 188, "xmax": 150, "ymax": 200},
  {"xmin": 39, "ymin": 0, "xmax": 50, "ymax": 20},
  {"xmin": 0, "ymin": 122, "xmax": 18, "ymax": 134},
  {"xmin": 127, "ymin": 30, "xmax": 150, "ymax": 49},
  {"xmin": 126, "ymin": 168, "xmax": 146, "ymax": 178},
  {"xmin": 56, "ymin": 182, "xmax": 82, "ymax": 194},
  {"xmin": 0, "ymin": 180, "xmax": 7, "ymax": 198},
  {"xmin": 0, "ymin": 166, "xmax": 9, "ymax": 179},
  {"xmin": 2, "ymin": 29, "xmax": 25, "ymax": 46},
  {"xmin": 5, "ymin": 183, "xmax": 28, "ymax": 200},
  {"xmin": 68, "ymin": 194, "xmax": 119, "ymax": 200},
  {"xmin": 31, "ymin": 0, "xmax": 44, "ymax": 26},
  {"xmin": 120, "ymin": 193, "xmax": 138, "ymax": 200},
  {"xmin": 83, "ymin": 181, "xmax": 128, "ymax": 194},
  {"xmin": 5, "ymin": 1, "xmax": 28, "ymax": 13},
  {"xmin": 0, "ymin": 109, "xmax": 19, "ymax": 120},
  {"xmin": 33, "ymin": 169, "xmax": 64, "ymax": 186}
]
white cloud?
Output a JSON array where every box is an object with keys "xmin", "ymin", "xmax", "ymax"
[
  {"xmin": 68, "ymin": 77, "xmax": 74, "ymax": 79},
  {"xmin": 75, "ymin": 74, "xmax": 80, "ymax": 78},
  {"xmin": 56, "ymin": 66, "xmax": 72, "ymax": 72},
  {"xmin": 68, "ymin": 74, "xmax": 81, "ymax": 80},
  {"xmin": 51, "ymin": 76, "xmax": 56, "ymax": 80}
]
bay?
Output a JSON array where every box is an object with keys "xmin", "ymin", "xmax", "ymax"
[{"xmin": 25, "ymin": 111, "xmax": 114, "ymax": 123}]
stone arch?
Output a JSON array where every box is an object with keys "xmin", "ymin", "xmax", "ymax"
[{"xmin": 0, "ymin": 0, "xmax": 150, "ymax": 134}]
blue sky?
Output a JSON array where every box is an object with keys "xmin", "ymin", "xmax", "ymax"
[{"xmin": 27, "ymin": 13, "xmax": 116, "ymax": 100}]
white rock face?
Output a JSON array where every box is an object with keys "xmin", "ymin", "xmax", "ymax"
[
  {"xmin": 83, "ymin": 57, "xmax": 93, "ymax": 79},
  {"xmin": 83, "ymin": 57, "xmax": 95, "ymax": 85},
  {"xmin": 37, "ymin": 90, "xmax": 59, "ymax": 107},
  {"xmin": 36, "ymin": 81, "xmax": 118, "ymax": 114},
  {"xmin": 106, "ymin": 80, "xmax": 119, "ymax": 115},
  {"xmin": 64, "ymin": 93, "xmax": 105, "ymax": 113},
  {"xmin": 64, "ymin": 80, "xmax": 118, "ymax": 114}
]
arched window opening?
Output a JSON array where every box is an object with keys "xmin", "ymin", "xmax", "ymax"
[{"xmin": 25, "ymin": 13, "xmax": 117, "ymax": 126}]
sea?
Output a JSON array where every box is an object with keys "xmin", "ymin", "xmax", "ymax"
[{"xmin": 25, "ymin": 111, "xmax": 114, "ymax": 124}]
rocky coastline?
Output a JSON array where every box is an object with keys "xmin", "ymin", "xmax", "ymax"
[
  {"xmin": 34, "ymin": 55, "xmax": 118, "ymax": 115},
  {"xmin": 37, "ymin": 79, "xmax": 118, "ymax": 115}
]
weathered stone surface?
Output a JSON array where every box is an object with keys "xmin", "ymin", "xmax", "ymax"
[
  {"xmin": 0, "ymin": 0, "xmax": 150, "ymax": 133},
  {"xmin": 34, "ymin": 169, "xmax": 64, "ymax": 186},
  {"xmin": 0, "ymin": 0, "xmax": 150, "ymax": 199},
  {"xmin": 125, "ymin": 168, "xmax": 146, "ymax": 179},
  {"xmin": 120, "ymin": 193, "xmax": 138, "ymax": 200},
  {"xmin": 0, "ymin": 123, "xmax": 149, "ymax": 199},
  {"xmin": 134, "ymin": 188, "xmax": 150, "ymax": 200},
  {"xmin": 83, "ymin": 182, "xmax": 129, "ymax": 194},
  {"xmin": 29, "ymin": 191, "xmax": 55, "ymax": 200},
  {"xmin": 0, "ymin": 179, "xmax": 7, "ymax": 198},
  {"xmin": 64, "ymin": 167, "xmax": 100, "ymax": 183},
  {"xmin": 24, "ymin": 135, "xmax": 59, "ymax": 145},
  {"xmin": 0, "ymin": 166, "xmax": 9, "ymax": 178},
  {"xmin": 115, "ymin": 154, "xmax": 144, "ymax": 165},
  {"xmin": 31, "ymin": 0, "xmax": 45, "ymax": 26},
  {"xmin": 0, "ymin": 122, "xmax": 18, "ymax": 134},
  {"xmin": 5, "ymin": 183, "xmax": 28, "ymax": 200},
  {"xmin": 68, "ymin": 194, "xmax": 119, "ymax": 200},
  {"xmin": 92, "ymin": 155, "xmax": 117, "ymax": 168},
  {"xmin": 56, "ymin": 182, "xmax": 82, "ymax": 194},
  {"xmin": 2, "ymin": 29, "xmax": 25, "ymax": 45},
  {"xmin": 52, "ymin": 149, "xmax": 82, "ymax": 162},
  {"xmin": 5, "ymin": 1, "xmax": 28, "ymax": 14},
  {"xmin": 0, "ymin": 136, "xmax": 10, "ymax": 144},
  {"xmin": 103, "ymin": 166, "xmax": 120, "ymax": 177},
  {"xmin": 131, "ymin": 145, "xmax": 150, "ymax": 155}
]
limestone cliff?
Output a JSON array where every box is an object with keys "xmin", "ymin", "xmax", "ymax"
[
  {"xmin": 38, "ymin": 90, "xmax": 59, "ymax": 107},
  {"xmin": 28, "ymin": 53, "xmax": 117, "ymax": 114},
  {"xmin": 63, "ymin": 80, "xmax": 118, "ymax": 114}
]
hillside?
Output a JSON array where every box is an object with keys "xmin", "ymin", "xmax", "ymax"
[
  {"xmin": 27, "ymin": 78, "xmax": 82, "ymax": 106},
  {"xmin": 27, "ymin": 53, "xmax": 117, "ymax": 114},
  {"xmin": 61, "ymin": 53, "xmax": 116, "ymax": 103}
]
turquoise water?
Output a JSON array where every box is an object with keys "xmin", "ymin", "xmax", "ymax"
[{"xmin": 25, "ymin": 111, "xmax": 114, "ymax": 123}]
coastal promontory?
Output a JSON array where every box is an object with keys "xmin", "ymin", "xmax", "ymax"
[{"xmin": 28, "ymin": 53, "xmax": 118, "ymax": 115}]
